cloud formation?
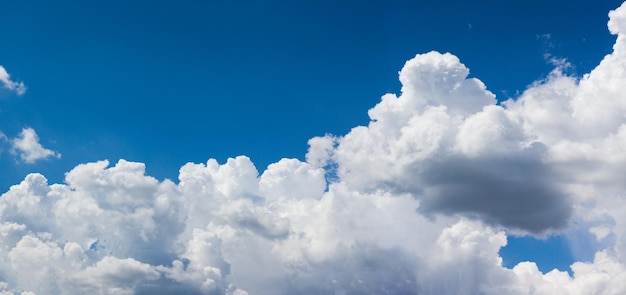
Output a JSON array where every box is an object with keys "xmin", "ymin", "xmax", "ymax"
[
  {"xmin": 0, "ymin": 67, "xmax": 57, "ymax": 164},
  {"xmin": 0, "ymin": 1, "xmax": 626, "ymax": 294},
  {"xmin": 314, "ymin": 51, "xmax": 571, "ymax": 234},
  {"xmin": 0, "ymin": 66, "xmax": 26, "ymax": 96},
  {"xmin": 10, "ymin": 128, "xmax": 61, "ymax": 164}
]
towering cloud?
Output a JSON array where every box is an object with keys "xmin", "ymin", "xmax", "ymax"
[
  {"xmin": 0, "ymin": 2, "xmax": 626, "ymax": 294},
  {"xmin": 315, "ymin": 51, "xmax": 571, "ymax": 234}
]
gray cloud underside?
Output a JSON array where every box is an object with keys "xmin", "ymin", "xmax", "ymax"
[{"xmin": 1, "ymin": 2, "xmax": 626, "ymax": 294}]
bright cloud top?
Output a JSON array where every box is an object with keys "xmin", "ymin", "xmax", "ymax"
[
  {"xmin": 1, "ymin": 2, "xmax": 626, "ymax": 294},
  {"xmin": 311, "ymin": 51, "xmax": 570, "ymax": 235},
  {"xmin": 10, "ymin": 128, "xmax": 61, "ymax": 164},
  {"xmin": 0, "ymin": 66, "xmax": 26, "ymax": 96}
]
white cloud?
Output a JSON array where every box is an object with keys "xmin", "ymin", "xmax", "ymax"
[
  {"xmin": 0, "ymin": 66, "xmax": 26, "ymax": 96},
  {"xmin": 0, "ymin": 1, "xmax": 625, "ymax": 294},
  {"xmin": 322, "ymin": 51, "xmax": 570, "ymax": 235},
  {"xmin": 10, "ymin": 127, "xmax": 61, "ymax": 164}
]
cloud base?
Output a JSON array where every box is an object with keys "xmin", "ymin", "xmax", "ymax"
[{"xmin": 1, "ymin": 1, "xmax": 626, "ymax": 294}]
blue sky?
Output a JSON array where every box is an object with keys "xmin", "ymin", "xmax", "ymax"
[
  {"xmin": 1, "ymin": 1, "xmax": 626, "ymax": 293},
  {"xmin": 1, "ymin": 0, "xmax": 619, "ymax": 186}
]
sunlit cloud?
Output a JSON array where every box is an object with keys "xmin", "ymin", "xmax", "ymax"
[
  {"xmin": 0, "ymin": 2, "xmax": 625, "ymax": 294},
  {"xmin": 10, "ymin": 127, "xmax": 61, "ymax": 164},
  {"xmin": 0, "ymin": 66, "xmax": 26, "ymax": 96}
]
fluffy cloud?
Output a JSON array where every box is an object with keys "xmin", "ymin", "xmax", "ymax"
[
  {"xmin": 0, "ymin": 66, "xmax": 26, "ymax": 96},
  {"xmin": 0, "ymin": 1, "xmax": 625, "ymax": 294},
  {"xmin": 320, "ymin": 51, "xmax": 570, "ymax": 234},
  {"xmin": 0, "ymin": 68, "xmax": 58, "ymax": 164},
  {"xmin": 10, "ymin": 128, "xmax": 61, "ymax": 163}
]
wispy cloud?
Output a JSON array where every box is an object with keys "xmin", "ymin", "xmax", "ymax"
[
  {"xmin": 11, "ymin": 127, "xmax": 61, "ymax": 163},
  {"xmin": 0, "ymin": 65, "xmax": 26, "ymax": 96},
  {"xmin": 0, "ymin": 132, "xmax": 7, "ymax": 154}
]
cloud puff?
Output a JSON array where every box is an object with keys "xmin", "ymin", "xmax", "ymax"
[
  {"xmin": 0, "ymin": 160, "xmax": 624, "ymax": 294},
  {"xmin": 0, "ymin": 1, "xmax": 625, "ymax": 294},
  {"xmin": 10, "ymin": 128, "xmax": 61, "ymax": 163},
  {"xmin": 0, "ymin": 66, "xmax": 26, "ymax": 96},
  {"xmin": 311, "ymin": 51, "xmax": 570, "ymax": 234}
]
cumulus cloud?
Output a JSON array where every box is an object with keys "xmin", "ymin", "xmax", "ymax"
[
  {"xmin": 317, "ymin": 51, "xmax": 571, "ymax": 234},
  {"xmin": 0, "ymin": 66, "xmax": 26, "ymax": 96},
  {"xmin": 0, "ymin": 1, "xmax": 626, "ymax": 294},
  {"xmin": 10, "ymin": 127, "xmax": 61, "ymax": 163}
]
